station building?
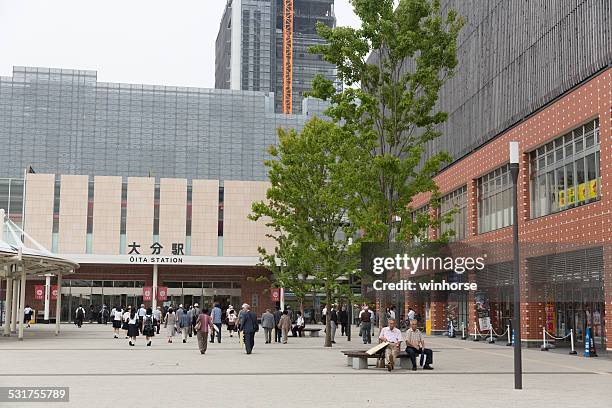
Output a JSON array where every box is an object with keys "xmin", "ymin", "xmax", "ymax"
[{"xmin": 0, "ymin": 66, "xmax": 328, "ymax": 322}]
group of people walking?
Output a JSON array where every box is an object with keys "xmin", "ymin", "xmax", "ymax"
[{"xmin": 111, "ymin": 304, "xmax": 156, "ymax": 346}]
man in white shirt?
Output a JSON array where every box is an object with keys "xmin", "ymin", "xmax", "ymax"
[
  {"xmin": 379, "ymin": 319, "xmax": 402, "ymax": 371},
  {"xmin": 137, "ymin": 304, "xmax": 147, "ymax": 333},
  {"xmin": 407, "ymin": 307, "xmax": 415, "ymax": 321}
]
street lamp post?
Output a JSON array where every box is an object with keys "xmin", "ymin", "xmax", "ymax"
[{"xmin": 509, "ymin": 141, "xmax": 522, "ymax": 390}]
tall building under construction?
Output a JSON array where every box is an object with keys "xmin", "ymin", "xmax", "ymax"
[{"xmin": 215, "ymin": 0, "xmax": 336, "ymax": 114}]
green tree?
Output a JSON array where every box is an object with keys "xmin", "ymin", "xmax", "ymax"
[
  {"xmin": 309, "ymin": 0, "xmax": 462, "ymax": 319},
  {"xmin": 250, "ymin": 118, "xmax": 360, "ymax": 347}
]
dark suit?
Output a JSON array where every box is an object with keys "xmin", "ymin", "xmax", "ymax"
[
  {"xmin": 273, "ymin": 310, "xmax": 282, "ymax": 343},
  {"xmin": 239, "ymin": 310, "xmax": 259, "ymax": 354},
  {"xmin": 339, "ymin": 310, "xmax": 348, "ymax": 335}
]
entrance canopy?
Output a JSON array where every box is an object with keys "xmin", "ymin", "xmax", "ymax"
[{"xmin": 1, "ymin": 208, "xmax": 78, "ymax": 340}]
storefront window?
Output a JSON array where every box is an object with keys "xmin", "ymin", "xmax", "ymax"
[{"xmin": 530, "ymin": 119, "xmax": 600, "ymax": 218}]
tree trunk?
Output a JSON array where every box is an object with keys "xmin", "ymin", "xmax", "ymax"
[{"xmin": 324, "ymin": 292, "xmax": 332, "ymax": 347}]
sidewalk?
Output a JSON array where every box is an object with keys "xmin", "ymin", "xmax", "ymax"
[{"xmin": 1, "ymin": 324, "xmax": 610, "ymax": 407}]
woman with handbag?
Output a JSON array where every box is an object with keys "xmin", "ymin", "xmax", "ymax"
[
  {"xmin": 164, "ymin": 307, "xmax": 177, "ymax": 343},
  {"xmin": 195, "ymin": 308, "xmax": 213, "ymax": 354}
]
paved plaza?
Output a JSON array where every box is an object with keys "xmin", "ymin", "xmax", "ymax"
[{"xmin": 0, "ymin": 324, "xmax": 610, "ymax": 407}]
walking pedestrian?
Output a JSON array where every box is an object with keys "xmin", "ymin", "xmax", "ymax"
[
  {"xmin": 153, "ymin": 306, "xmax": 162, "ymax": 335},
  {"xmin": 112, "ymin": 306, "xmax": 123, "ymax": 338},
  {"xmin": 142, "ymin": 307, "xmax": 155, "ymax": 347},
  {"xmin": 273, "ymin": 307, "xmax": 282, "ymax": 343},
  {"xmin": 164, "ymin": 307, "xmax": 177, "ymax": 343},
  {"xmin": 210, "ymin": 303, "xmax": 222, "ymax": 343},
  {"xmin": 227, "ymin": 309, "xmax": 237, "ymax": 337},
  {"xmin": 339, "ymin": 305, "xmax": 348, "ymax": 336},
  {"xmin": 179, "ymin": 305, "xmax": 191, "ymax": 343},
  {"xmin": 23, "ymin": 305, "xmax": 33, "ymax": 328},
  {"xmin": 191, "ymin": 303, "xmax": 200, "ymax": 335},
  {"xmin": 195, "ymin": 307, "xmax": 213, "ymax": 354},
  {"xmin": 360, "ymin": 305, "xmax": 372, "ymax": 344},
  {"xmin": 74, "ymin": 304, "xmax": 86, "ymax": 328},
  {"xmin": 278, "ymin": 310, "xmax": 291, "ymax": 344},
  {"xmin": 127, "ymin": 308, "xmax": 139, "ymax": 346},
  {"xmin": 137, "ymin": 304, "xmax": 147, "ymax": 333},
  {"xmin": 238, "ymin": 303, "xmax": 258, "ymax": 354},
  {"xmin": 122, "ymin": 306, "xmax": 131, "ymax": 338},
  {"xmin": 261, "ymin": 308, "xmax": 274, "ymax": 343}
]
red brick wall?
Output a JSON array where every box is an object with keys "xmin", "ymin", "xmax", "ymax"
[{"xmin": 406, "ymin": 68, "xmax": 612, "ymax": 346}]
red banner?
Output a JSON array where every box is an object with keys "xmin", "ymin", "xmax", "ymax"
[
  {"xmin": 157, "ymin": 286, "xmax": 167, "ymax": 301},
  {"xmin": 270, "ymin": 288, "xmax": 280, "ymax": 302},
  {"xmin": 51, "ymin": 285, "xmax": 58, "ymax": 300},
  {"xmin": 34, "ymin": 285, "xmax": 44, "ymax": 300},
  {"xmin": 143, "ymin": 286, "xmax": 153, "ymax": 302}
]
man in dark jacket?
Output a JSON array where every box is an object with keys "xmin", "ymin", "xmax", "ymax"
[
  {"xmin": 339, "ymin": 305, "xmax": 349, "ymax": 336},
  {"xmin": 273, "ymin": 307, "xmax": 282, "ymax": 343},
  {"xmin": 239, "ymin": 303, "xmax": 259, "ymax": 354}
]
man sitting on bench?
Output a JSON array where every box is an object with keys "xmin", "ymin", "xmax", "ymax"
[
  {"xmin": 291, "ymin": 311, "xmax": 305, "ymax": 337},
  {"xmin": 378, "ymin": 318, "xmax": 402, "ymax": 371},
  {"xmin": 405, "ymin": 319, "xmax": 433, "ymax": 371}
]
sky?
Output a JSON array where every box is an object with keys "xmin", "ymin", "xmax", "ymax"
[{"xmin": 0, "ymin": 0, "xmax": 360, "ymax": 88}]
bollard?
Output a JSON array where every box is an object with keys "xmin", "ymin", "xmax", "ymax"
[
  {"xmin": 540, "ymin": 327, "xmax": 548, "ymax": 351},
  {"xmin": 569, "ymin": 328, "xmax": 577, "ymax": 355},
  {"xmin": 473, "ymin": 322, "xmax": 479, "ymax": 341},
  {"xmin": 461, "ymin": 322, "xmax": 467, "ymax": 340},
  {"xmin": 488, "ymin": 326, "xmax": 495, "ymax": 344},
  {"xmin": 506, "ymin": 325, "xmax": 512, "ymax": 346}
]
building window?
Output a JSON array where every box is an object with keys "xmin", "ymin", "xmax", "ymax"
[
  {"xmin": 440, "ymin": 185, "xmax": 467, "ymax": 241},
  {"xmin": 153, "ymin": 182, "xmax": 160, "ymax": 236},
  {"xmin": 477, "ymin": 164, "xmax": 513, "ymax": 234},
  {"xmin": 529, "ymin": 119, "xmax": 600, "ymax": 218},
  {"xmin": 411, "ymin": 205, "xmax": 430, "ymax": 242}
]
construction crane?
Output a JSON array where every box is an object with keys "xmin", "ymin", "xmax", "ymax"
[{"xmin": 282, "ymin": 0, "xmax": 294, "ymax": 114}]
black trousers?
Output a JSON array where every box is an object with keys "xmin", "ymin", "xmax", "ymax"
[
  {"xmin": 340, "ymin": 323, "xmax": 347, "ymax": 336},
  {"xmin": 244, "ymin": 331, "xmax": 255, "ymax": 354},
  {"xmin": 274, "ymin": 326, "xmax": 281, "ymax": 342},
  {"xmin": 405, "ymin": 346, "xmax": 433, "ymax": 367},
  {"xmin": 291, "ymin": 325, "xmax": 304, "ymax": 337}
]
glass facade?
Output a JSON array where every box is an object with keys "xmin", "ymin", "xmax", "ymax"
[
  {"xmin": 529, "ymin": 119, "xmax": 600, "ymax": 218},
  {"xmin": 0, "ymin": 178, "xmax": 24, "ymax": 227},
  {"xmin": 440, "ymin": 185, "xmax": 467, "ymax": 241},
  {"xmin": 477, "ymin": 164, "xmax": 513, "ymax": 234},
  {"xmin": 0, "ymin": 66, "xmax": 325, "ymax": 181}
]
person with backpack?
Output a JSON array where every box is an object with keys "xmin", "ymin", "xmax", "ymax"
[
  {"xmin": 179, "ymin": 306, "xmax": 191, "ymax": 343},
  {"xmin": 75, "ymin": 305, "xmax": 86, "ymax": 328},
  {"xmin": 127, "ymin": 308, "xmax": 139, "ymax": 346},
  {"xmin": 142, "ymin": 307, "xmax": 155, "ymax": 346},
  {"xmin": 122, "ymin": 306, "xmax": 131, "ymax": 338},
  {"xmin": 153, "ymin": 306, "xmax": 162, "ymax": 335},
  {"xmin": 238, "ymin": 303, "xmax": 258, "ymax": 354}
]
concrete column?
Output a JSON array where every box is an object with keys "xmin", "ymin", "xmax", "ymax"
[
  {"xmin": 55, "ymin": 272, "xmax": 63, "ymax": 336},
  {"xmin": 44, "ymin": 274, "xmax": 51, "ymax": 322},
  {"xmin": 3, "ymin": 276, "xmax": 13, "ymax": 336},
  {"xmin": 152, "ymin": 264, "xmax": 158, "ymax": 309},
  {"xmin": 18, "ymin": 266, "xmax": 26, "ymax": 340},
  {"xmin": 11, "ymin": 278, "xmax": 18, "ymax": 333}
]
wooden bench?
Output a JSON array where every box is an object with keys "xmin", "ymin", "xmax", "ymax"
[
  {"xmin": 302, "ymin": 328, "xmax": 321, "ymax": 337},
  {"xmin": 342, "ymin": 349, "xmax": 411, "ymax": 370}
]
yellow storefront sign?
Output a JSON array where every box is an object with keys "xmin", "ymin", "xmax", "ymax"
[
  {"xmin": 588, "ymin": 179, "xmax": 598, "ymax": 199},
  {"xmin": 558, "ymin": 190, "xmax": 565, "ymax": 207},
  {"xmin": 567, "ymin": 186, "xmax": 575, "ymax": 204},
  {"xmin": 577, "ymin": 183, "xmax": 586, "ymax": 202}
]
